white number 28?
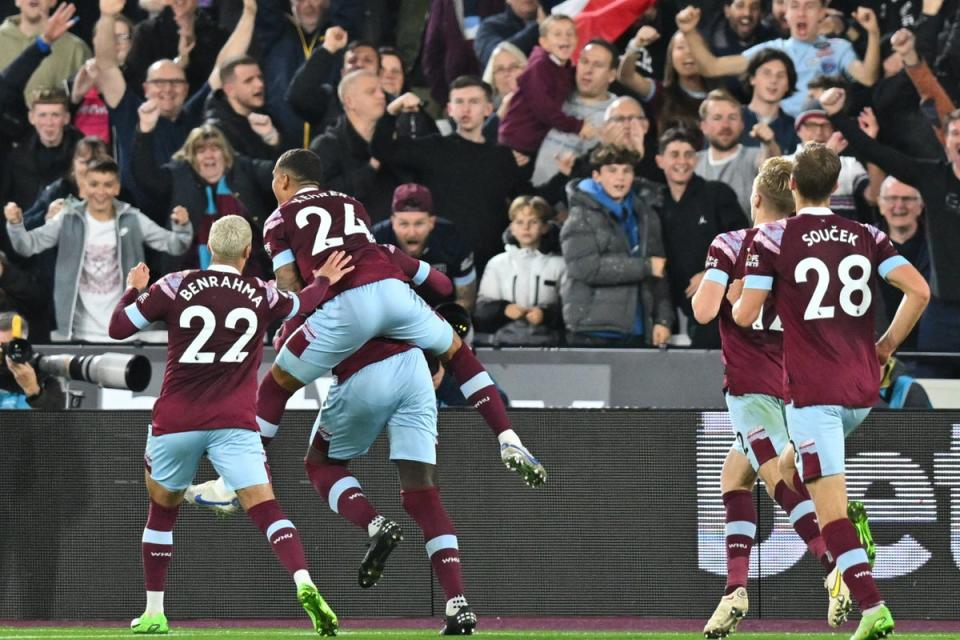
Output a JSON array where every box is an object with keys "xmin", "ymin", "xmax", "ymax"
[{"xmin": 794, "ymin": 255, "xmax": 872, "ymax": 320}]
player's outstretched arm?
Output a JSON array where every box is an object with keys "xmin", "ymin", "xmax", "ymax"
[
  {"xmin": 379, "ymin": 243, "xmax": 454, "ymax": 299},
  {"xmin": 876, "ymin": 263, "xmax": 931, "ymax": 365},
  {"xmin": 691, "ymin": 278, "xmax": 725, "ymax": 324},
  {"xmin": 731, "ymin": 287, "xmax": 768, "ymax": 327},
  {"xmin": 108, "ymin": 263, "xmax": 151, "ymax": 339}
]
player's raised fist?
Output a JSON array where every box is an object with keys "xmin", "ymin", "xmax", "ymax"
[
  {"xmin": 100, "ymin": 0, "xmax": 125, "ymax": 17},
  {"xmin": 138, "ymin": 99, "xmax": 160, "ymax": 132},
  {"xmin": 170, "ymin": 205, "xmax": 189, "ymax": 226},
  {"xmin": 819, "ymin": 87, "xmax": 845, "ymax": 115},
  {"xmin": 322, "ymin": 26, "xmax": 348, "ymax": 54},
  {"xmin": 127, "ymin": 262, "xmax": 150, "ymax": 291},
  {"xmin": 314, "ymin": 250, "xmax": 354, "ymax": 285},
  {"xmin": 676, "ymin": 6, "xmax": 701, "ymax": 33},
  {"xmin": 4, "ymin": 202, "xmax": 22, "ymax": 224}
]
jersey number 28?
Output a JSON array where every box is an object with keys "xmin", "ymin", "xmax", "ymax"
[
  {"xmin": 179, "ymin": 306, "xmax": 258, "ymax": 364},
  {"xmin": 795, "ymin": 255, "xmax": 871, "ymax": 320},
  {"xmin": 296, "ymin": 203, "xmax": 373, "ymax": 255}
]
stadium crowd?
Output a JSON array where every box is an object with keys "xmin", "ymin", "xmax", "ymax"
[{"xmin": 0, "ymin": 0, "xmax": 958, "ymax": 354}]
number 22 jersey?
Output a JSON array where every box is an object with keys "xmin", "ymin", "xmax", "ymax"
[
  {"xmin": 123, "ymin": 265, "xmax": 304, "ymax": 435},
  {"xmin": 744, "ymin": 208, "xmax": 908, "ymax": 408}
]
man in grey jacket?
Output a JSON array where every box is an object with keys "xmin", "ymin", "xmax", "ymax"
[
  {"xmin": 561, "ymin": 145, "xmax": 674, "ymax": 346},
  {"xmin": 4, "ymin": 159, "xmax": 192, "ymax": 342}
]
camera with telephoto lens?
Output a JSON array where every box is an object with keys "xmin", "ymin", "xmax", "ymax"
[{"xmin": 0, "ymin": 338, "xmax": 152, "ymax": 393}]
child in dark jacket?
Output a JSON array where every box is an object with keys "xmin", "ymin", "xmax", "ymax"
[{"xmin": 498, "ymin": 14, "xmax": 596, "ymax": 156}]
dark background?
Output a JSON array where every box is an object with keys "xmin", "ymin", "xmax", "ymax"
[{"xmin": 1, "ymin": 410, "xmax": 957, "ymax": 620}]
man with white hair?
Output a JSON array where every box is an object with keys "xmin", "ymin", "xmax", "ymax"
[
  {"xmin": 107, "ymin": 215, "xmax": 351, "ymax": 636},
  {"xmin": 308, "ymin": 69, "xmax": 397, "ymax": 220}
]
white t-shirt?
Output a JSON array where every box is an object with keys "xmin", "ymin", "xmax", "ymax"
[{"xmin": 72, "ymin": 212, "xmax": 122, "ymax": 342}]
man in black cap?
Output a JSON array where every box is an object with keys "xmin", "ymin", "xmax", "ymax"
[{"xmin": 373, "ymin": 183, "xmax": 477, "ymax": 311}]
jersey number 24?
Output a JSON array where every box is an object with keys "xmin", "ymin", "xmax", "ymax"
[{"xmin": 296, "ymin": 203, "xmax": 373, "ymax": 255}]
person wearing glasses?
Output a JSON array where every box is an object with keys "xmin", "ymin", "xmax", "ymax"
[
  {"xmin": 783, "ymin": 96, "xmax": 880, "ymax": 223},
  {"xmin": 876, "ymin": 177, "xmax": 926, "ymax": 351},
  {"xmin": 537, "ymin": 96, "xmax": 654, "ymax": 210},
  {"xmin": 92, "ymin": 0, "xmax": 257, "ymax": 217}
]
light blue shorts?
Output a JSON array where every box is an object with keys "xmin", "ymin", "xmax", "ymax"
[
  {"xmin": 277, "ymin": 278, "xmax": 455, "ymax": 384},
  {"xmin": 145, "ymin": 427, "xmax": 269, "ymax": 492},
  {"xmin": 726, "ymin": 393, "xmax": 789, "ymax": 471},
  {"xmin": 785, "ymin": 404, "xmax": 871, "ymax": 481},
  {"xmin": 309, "ymin": 349, "xmax": 438, "ymax": 464}
]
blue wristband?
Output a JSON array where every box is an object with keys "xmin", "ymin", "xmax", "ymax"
[{"xmin": 35, "ymin": 36, "xmax": 51, "ymax": 54}]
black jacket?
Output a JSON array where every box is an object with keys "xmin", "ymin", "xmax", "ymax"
[
  {"xmin": 204, "ymin": 90, "xmax": 284, "ymax": 160},
  {"xmin": 0, "ymin": 126, "xmax": 83, "ymax": 209},
  {"xmin": 309, "ymin": 116, "xmax": 399, "ymax": 222}
]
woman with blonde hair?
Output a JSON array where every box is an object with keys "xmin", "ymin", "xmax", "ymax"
[
  {"xmin": 481, "ymin": 42, "xmax": 528, "ymax": 141},
  {"xmin": 132, "ymin": 119, "xmax": 274, "ymax": 275}
]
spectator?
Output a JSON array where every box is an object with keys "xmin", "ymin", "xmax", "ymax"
[
  {"xmin": 132, "ymin": 119, "xmax": 273, "ymax": 276},
  {"xmin": 0, "ymin": 312, "xmax": 65, "ymax": 409},
  {"xmin": 4, "ymin": 159, "xmax": 192, "ymax": 342},
  {"xmin": 378, "ymin": 46, "xmax": 438, "ymax": 140},
  {"xmin": 695, "ymin": 89, "xmax": 780, "ymax": 216},
  {"xmin": 538, "ymin": 95, "xmax": 651, "ymax": 209},
  {"xmin": 475, "ymin": 195, "xmax": 565, "ymax": 346},
  {"xmin": 372, "ymin": 76, "xmax": 529, "ymax": 271},
  {"xmin": 701, "ymin": 0, "xmax": 777, "ymax": 57},
  {"xmin": 309, "ymin": 69, "xmax": 397, "ymax": 221},
  {"xmin": 561, "ymin": 144, "xmax": 673, "ymax": 347},
  {"xmin": 762, "ymin": 0, "xmax": 789, "ymax": 37},
  {"xmin": 204, "ymin": 54, "xmax": 284, "ymax": 160},
  {"xmin": 253, "ymin": 0, "xmax": 339, "ymax": 148},
  {"xmin": 70, "ymin": 13, "xmax": 135, "ymax": 143},
  {"xmin": 122, "ymin": 0, "xmax": 229, "ymax": 96},
  {"xmin": 286, "ymin": 28, "xmax": 380, "ymax": 139},
  {"xmin": 785, "ymin": 97, "xmax": 877, "ymax": 221},
  {"xmin": 1, "ymin": 88, "xmax": 82, "ymax": 210},
  {"xmin": 531, "ymin": 38, "xmax": 618, "ymax": 186},
  {"xmin": 674, "ymin": 2, "xmax": 881, "ymax": 117},
  {"xmin": 94, "ymin": 0, "xmax": 258, "ymax": 213},
  {"xmin": 474, "ymin": 0, "xmax": 542, "ymax": 69},
  {"xmin": 372, "ymin": 183, "xmax": 477, "ymax": 311},
  {"xmin": 655, "ymin": 127, "xmax": 747, "ymax": 348},
  {"xmin": 422, "ymin": 0, "xmax": 482, "ymax": 106},
  {"xmin": 499, "ymin": 14, "xmax": 597, "ymax": 158},
  {"xmin": 822, "ymin": 87, "xmax": 960, "ymax": 355},
  {"xmin": 739, "ymin": 48, "xmax": 800, "ymax": 152},
  {"xmin": 23, "ymin": 136, "xmax": 112, "ymax": 230},
  {"xmin": 876, "ymin": 176, "xmax": 926, "ymax": 350},
  {"xmin": 618, "ymin": 27, "xmax": 713, "ymax": 148},
  {"xmin": 480, "ymin": 41, "xmax": 528, "ymax": 141},
  {"xmin": 0, "ymin": 0, "xmax": 89, "ymax": 104}
]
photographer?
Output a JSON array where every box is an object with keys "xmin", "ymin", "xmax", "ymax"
[{"xmin": 0, "ymin": 311, "xmax": 65, "ymax": 410}]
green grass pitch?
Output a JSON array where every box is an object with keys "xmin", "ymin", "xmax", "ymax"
[{"xmin": 1, "ymin": 629, "xmax": 958, "ymax": 640}]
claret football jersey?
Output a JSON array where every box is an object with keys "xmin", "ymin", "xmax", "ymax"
[{"xmin": 743, "ymin": 208, "xmax": 908, "ymax": 408}]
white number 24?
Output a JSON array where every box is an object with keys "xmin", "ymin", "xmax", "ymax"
[
  {"xmin": 295, "ymin": 203, "xmax": 373, "ymax": 255},
  {"xmin": 178, "ymin": 306, "xmax": 258, "ymax": 364},
  {"xmin": 795, "ymin": 255, "xmax": 872, "ymax": 320}
]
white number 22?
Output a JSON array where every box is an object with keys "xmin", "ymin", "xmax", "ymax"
[
  {"xmin": 295, "ymin": 203, "xmax": 372, "ymax": 255},
  {"xmin": 179, "ymin": 306, "xmax": 258, "ymax": 364},
  {"xmin": 794, "ymin": 255, "xmax": 872, "ymax": 320}
]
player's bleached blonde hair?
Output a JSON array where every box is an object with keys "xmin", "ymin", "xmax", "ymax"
[
  {"xmin": 754, "ymin": 156, "xmax": 795, "ymax": 217},
  {"xmin": 208, "ymin": 215, "xmax": 252, "ymax": 259}
]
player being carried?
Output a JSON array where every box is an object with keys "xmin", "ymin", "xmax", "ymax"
[
  {"xmin": 731, "ymin": 142, "xmax": 929, "ymax": 640},
  {"xmin": 256, "ymin": 149, "xmax": 545, "ymax": 487},
  {"xmin": 108, "ymin": 216, "xmax": 353, "ymax": 636},
  {"xmin": 693, "ymin": 157, "xmax": 861, "ymax": 638}
]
